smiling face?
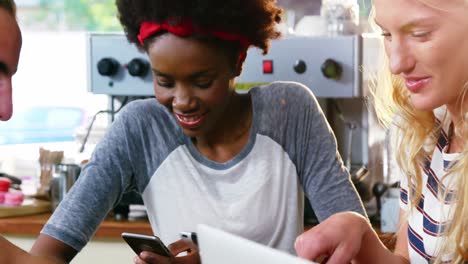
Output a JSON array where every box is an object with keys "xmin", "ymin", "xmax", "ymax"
[
  {"xmin": 0, "ymin": 8, "xmax": 22, "ymax": 121},
  {"xmin": 147, "ymin": 34, "xmax": 239, "ymax": 138},
  {"xmin": 374, "ymin": 0, "xmax": 468, "ymax": 112}
]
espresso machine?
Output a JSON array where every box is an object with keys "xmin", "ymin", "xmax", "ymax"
[{"xmin": 86, "ymin": 31, "xmax": 391, "ymax": 225}]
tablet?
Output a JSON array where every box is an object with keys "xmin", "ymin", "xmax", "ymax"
[{"xmin": 197, "ymin": 224, "xmax": 317, "ymax": 264}]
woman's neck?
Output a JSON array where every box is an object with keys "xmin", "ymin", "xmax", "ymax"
[
  {"xmin": 193, "ymin": 93, "xmax": 253, "ymax": 161},
  {"xmin": 446, "ymin": 102, "xmax": 466, "ymax": 154}
]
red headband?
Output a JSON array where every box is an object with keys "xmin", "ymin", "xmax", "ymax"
[{"xmin": 137, "ymin": 19, "xmax": 250, "ymax": 49}]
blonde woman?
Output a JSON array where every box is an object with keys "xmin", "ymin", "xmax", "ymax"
[{"xmin": 295, "ymin": 0, "xmax": 467, "ymax": 263}]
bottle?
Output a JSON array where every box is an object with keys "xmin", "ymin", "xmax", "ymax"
[{"xmin": 321, "ymin": 0, "xmax": 360, "ymax": 36}]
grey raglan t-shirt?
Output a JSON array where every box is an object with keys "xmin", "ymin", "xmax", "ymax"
[{"xmin": 41, "ymin": 81, "xmax": 365, "ymax": 255}]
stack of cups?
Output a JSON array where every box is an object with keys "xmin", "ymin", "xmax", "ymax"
[{"xmin": 321, "ymin": 0, "xmax": 360, "ymax": 36}]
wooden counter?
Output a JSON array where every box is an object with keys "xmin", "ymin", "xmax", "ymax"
[
  {"xmin": 0, "ymin": 213, "xmax": 153, "ymax": 238},
  {"xmin": 1, "ymin": 214, "xmax": 395, "ymax": 250}
]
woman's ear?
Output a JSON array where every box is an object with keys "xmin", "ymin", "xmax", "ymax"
[
  {"xmin": 234, "ymin": 61, "xmax": 243, "ymax": 77},
  {"xmin": 234, "ymin": 50, "xmax": 247, "ymax": 77}
]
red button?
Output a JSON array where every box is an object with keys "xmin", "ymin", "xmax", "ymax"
[{"xmin": 263, "ymin": 60, "xmax": 273, "ymax": 74}]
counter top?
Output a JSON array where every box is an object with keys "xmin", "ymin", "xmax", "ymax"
[
  {"xmin": 0, "ymin": 213, "xmax": 395, "ymax": 250},
  {"xmin": 0, "ymin": 213, "xmax": 153, "ymax": 238}
]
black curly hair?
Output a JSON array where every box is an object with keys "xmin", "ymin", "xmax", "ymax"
[
  {"xmin": 0, "ymin": 0, "xmax": 16, "ymax": 16},
  {"xmin": 116, "ymin": 0, "xmax": 283, "ymax": 55}
]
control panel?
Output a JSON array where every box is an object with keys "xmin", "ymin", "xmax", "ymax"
[
  {"xmin": 88, "ymin": 33, "xmax": 362, "ymax": 98},
  {"xmin": 88, "ymin": 34, "xmax": 153, "ymax": 96},
  {"xmin": 238, "ymin": 35, "xmax": 362, "ymax": 97}
]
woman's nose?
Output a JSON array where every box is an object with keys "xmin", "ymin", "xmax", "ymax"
[
  {"xmin": 387, "ymin": 41, "xmax": 415, "ymax": 75},
  {"xmin": 172, "ymin": 87, "xmax": 197, "ymax": 111},
  {"xmin": 0, "ymin": 76, "xmax": 13, "ymax": 121}
]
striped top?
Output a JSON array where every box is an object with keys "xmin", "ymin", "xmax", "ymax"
[{"xmin": 399, "ymin": 113, "xmax": 459, "ymax": 263}]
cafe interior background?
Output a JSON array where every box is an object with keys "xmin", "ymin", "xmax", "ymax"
[{"xmin": 0, "ymin": 0, "xmax": 403, "ymax": 263}]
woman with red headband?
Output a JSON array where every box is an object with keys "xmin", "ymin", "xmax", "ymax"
[{"xmin": 1, "ymin": 1, "xmax": 365, "ymax": 263}]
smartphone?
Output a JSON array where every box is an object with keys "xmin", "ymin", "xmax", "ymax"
[{"xmin": 121, "ymin": 232, "xmax": 172, "ymax": 257}]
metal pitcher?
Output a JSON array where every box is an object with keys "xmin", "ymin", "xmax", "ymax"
[{"xmin": 50, "ymin": 163, "xmax": 81, "ymax": 210}]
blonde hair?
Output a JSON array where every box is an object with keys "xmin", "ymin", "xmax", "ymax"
[{"xmin": 369, "ymin": 1, "xmax": 468, "ymax": 262}]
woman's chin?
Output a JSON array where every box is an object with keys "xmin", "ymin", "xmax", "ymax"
[
  {"xmin": 181, "ymin": 129, "xmax": 201, "ymax": 138},
  {"xmin": 410, "ymin": 95, "xmax": 443, "ymax": 112}
]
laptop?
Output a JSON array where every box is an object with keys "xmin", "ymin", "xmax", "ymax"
[{"xmin": 197, "ymin": 224, "xmax": 318, "ymax": 264}]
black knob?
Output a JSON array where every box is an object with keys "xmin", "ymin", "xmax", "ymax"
[
  {"xmin": 97, "ymin": 58, "xmax": 119, "ymax": 76},
  {"xmin": 128, "ymin": 58, "xmax": 149, "ymax": 77},
  {"xmin": 293, "ymin": 60, "xmax": 307, "ymax": 74},
  {"xmin": 321, "ymin": 59, "xmax": 343, "ymax": 80},
  {"xmin": 372, "ymin": 182, "xmax": 388, "ymax": 211}
]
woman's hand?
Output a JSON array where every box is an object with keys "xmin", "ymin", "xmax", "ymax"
[
  {"xmin": 295, "ymin": 212, "xmax": 372, "ymax": 264},
  {"xmin": 134, "ymin": 239, "xmax": 200, "ymax": 264}
]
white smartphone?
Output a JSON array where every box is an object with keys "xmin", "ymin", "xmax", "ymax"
[{"xmin": 121, "ymin": 232, "xmax": 172, "ymax": 257}]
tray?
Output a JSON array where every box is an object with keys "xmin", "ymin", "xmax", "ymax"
[{"xmin": 0, "ymin": 198, "xmax": 52, "ymax": 218}]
